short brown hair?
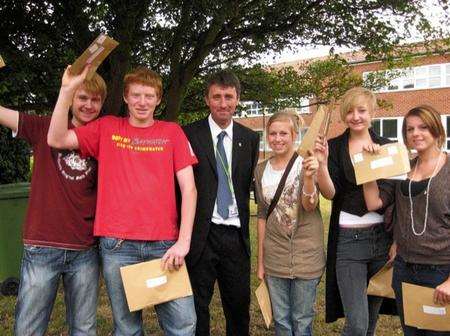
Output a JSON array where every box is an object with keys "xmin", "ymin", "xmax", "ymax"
[
  {"xmin": 123, "ymin": 67, "xmax": 163, "ymax": 98},
  {"xmin": 81, "ymin": 72, "xmax": 107, "ymax": 102},
  {"xmin": 205, "ymin": 70, "xmax": 241, "ymax": 98},
  {"xmin": 339, "ymin": 87, "xmax": 377, "ymax": 121},
  {"xmin": 402, "ymin": 105, "xmax": 446, "ymax": 148},
  {"xmin": 266, "ymin": 109, "xmax": 304, "ymax": 135}
]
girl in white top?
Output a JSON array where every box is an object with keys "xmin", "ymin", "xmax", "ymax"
[{"xmin": 255, "ymin": 110, "xmax": 325, "ymax": 336}]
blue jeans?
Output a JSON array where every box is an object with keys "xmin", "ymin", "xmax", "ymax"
[
  {"xmin": 336, "ymin": 225, "xmax": 391, "ymax": 336},
  {"xmin": 266, "ymin": 275, "xmax": 321, "ymax": 336},
  {"xmin": 392, "ymin": 255, "xmax": 450, "ymax": 336},
  {"xmin": 99, "ymin": 237, "xmax": 196, "ymax": 336},
  {"xmin": 14, "ymin": 245, "xmax": 99, "ymax": 336}
]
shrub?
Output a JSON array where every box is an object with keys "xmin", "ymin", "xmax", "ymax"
[{"xmin": 0, "ymin": 126, "xmax": 30, "ymax": 184}]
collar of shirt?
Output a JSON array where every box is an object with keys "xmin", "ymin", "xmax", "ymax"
[{"xmin": 208, "ymin": 114, "xmax": 233, "ymax": 144}]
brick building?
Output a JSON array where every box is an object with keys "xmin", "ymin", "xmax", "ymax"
[{"xmin": 234, "ymin": 48, "xmax": 450, "ymax": 158}]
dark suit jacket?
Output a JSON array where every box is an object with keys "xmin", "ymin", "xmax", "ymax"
[{"xmin": 183, "ymin": 117, "xmax": 259, "ymax": 267}]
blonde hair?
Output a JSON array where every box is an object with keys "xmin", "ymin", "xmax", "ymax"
[
  {"xmin": 266, "ymin": 109, "xmax": 304, "ymax": 135},
  {"xmin": 123, "ymin": 67, "xmax": 163, "ymax": 98},
  {"xmin": 81, "ymin": 72, "xmax": 107, "ymax": 102},
  {"xmin": 402, "ymin": 105, "xmax": 446, "ymax": 149},
  {"xmin": 339, "ymin": 87, "xmax": 377, "ymax": 121}
]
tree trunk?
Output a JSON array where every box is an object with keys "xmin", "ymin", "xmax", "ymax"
[
  {"xmin": 104, "ymin": 50, "xmax": 130, "ymax": 116},
  {"xmin": 164, "ymin": 80, "xmax": 185, "ymax": 121}
]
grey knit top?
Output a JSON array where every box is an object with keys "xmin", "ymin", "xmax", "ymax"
[{"xmin": 381, "ymin": 154, "xmax": 450, "ymax": 264}]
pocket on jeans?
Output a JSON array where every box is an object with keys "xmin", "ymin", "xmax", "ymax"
[
  {"xmin": 435, "ymin": 265, "xmax": 450, "ymax": 278},
  {"xmin": 23, "ymin": 244, "xmax": 42, "ymax": 253},
  {"xmin": 100, "ymin": 238, "xmax": 124, "ymax": 252},
  {"xmin": 158, "ymin": 240, "xmax": 176, "ymax": 249}
]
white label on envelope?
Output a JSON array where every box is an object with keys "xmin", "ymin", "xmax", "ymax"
[
  {"xmin": 387, "ymin": 174, "xmax": 407, "ymax": 180},
  {"xmin": 89, "ymin": 44, "xmax": 99, "ymax": 53},
  {"xmin": 87, "ymin": 46, "xmax": 105, "ymax": 63},
  {"xmin": 387, "ymin": 146, "xmax": 398, "ymax": 155},
  {"xmin": 423, "ymin": 305, "xmax": 446, "ymax": 315},
  {"xmin": 96, "ymin": 35, "xmax": 107, "ymax": 44},
  {"xmin": 146, "ymin": 275, "xmax": 167, "ymax": 288},
  {"xmin": 370, "ymin": 157, "xmax": 394, "ymax": 170},
  {"xmin": 353, "ymin": 153, "xmax": 363, "ymax": 163}
]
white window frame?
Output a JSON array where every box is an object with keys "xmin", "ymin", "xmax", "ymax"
[
  {"xmin": 364, "ymin": 63, "xmax": 450, "ymax": 93},
  {"xmin": 371, "ymin": 117, "xmax": 403, "ymax": 142}
]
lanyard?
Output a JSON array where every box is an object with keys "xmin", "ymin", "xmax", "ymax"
[{"xmin": 214, "ymin": 142, "xmax": 234, "ymax": 193}]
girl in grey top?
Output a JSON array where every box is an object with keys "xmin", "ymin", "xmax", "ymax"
[{"xmin": 363, "ymin": 105, "xmax": 450, "ymax": 336}]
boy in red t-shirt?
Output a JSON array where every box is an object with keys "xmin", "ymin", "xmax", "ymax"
[
  {"xmin": 48, "ymin": 65, "xmax": 198, "ymax": 335},
  {"xmin": 0, "ymin": 73, "xmax": 106, "ymax": 335}
]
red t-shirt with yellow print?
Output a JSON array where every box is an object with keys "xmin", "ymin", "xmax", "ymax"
[{"xmin": 74, "ymin": 116, "xmax": 197, "ymax": 241}]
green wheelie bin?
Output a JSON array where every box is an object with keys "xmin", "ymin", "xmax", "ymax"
[{"xmin": 0, "ymin": 182, "xmax": 29, "ymax": 296}]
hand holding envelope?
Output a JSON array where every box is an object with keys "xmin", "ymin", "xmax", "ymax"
[
  {"xmin": 70, "ymin": 34, "xmax": 119, "ymax": 80},
  {"xmin": 403, "ymin": 282, "xmax": 450, "ymax": 331},
  {"xmin": 352, "ymin": 142, "xmax": 411, "ymax": 185},
  {"xmin": 297, "ymin": 104, "xmax": 332, "ymax": 158},
  {"xmin": 120, "ymin": 258, "xmax": 193, "ymax": 312}
]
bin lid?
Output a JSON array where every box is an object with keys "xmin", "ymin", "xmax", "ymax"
[{"xmin": 0, "ymin": 182, "xmax": 30, "ymax": 200}]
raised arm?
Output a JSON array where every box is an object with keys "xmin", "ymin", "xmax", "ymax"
[
  {"xmin": 47, "ymin": 65, "xmax": 89, "ymax": 149},
  {"xmin": 0, "ymin": 105, "xmax": 19, "ymax": 133},
  {"xmin": 161, "ymin": 165, "xmax": 197, "ymax": 271},
  {"xmin": 314, "ymin": 136, "xmax": 335, "ymax": 199},
  {"xmin": 302, "ymin": 153, "xmax": 319, "ymax": 211}
]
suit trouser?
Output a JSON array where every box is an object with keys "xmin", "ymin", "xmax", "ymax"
[{"xmin": 189, "ymin": 223, "xmax": 250, "ymax": 336}]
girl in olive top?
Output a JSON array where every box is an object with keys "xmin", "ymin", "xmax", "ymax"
[
  {"xmin": 363, "ymin": 105, "xmax": 450, "ymax": 336},
  {"xmin": 254, "ymin": 110, "xmax": 325, "ymax": 336}
]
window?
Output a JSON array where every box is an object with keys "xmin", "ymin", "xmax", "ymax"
[
  {"xmin": 297, "ymin": 98, "xmax": 310, "ymax": 114},
  {"xmin": 238, "ymin": 98, "xmax": 310, "ymax": 118},
  {"xmin": 446, "ymin": 64, "xmax": 450, "ymax": 86},
  {"xmin": 239, "ymin": 101, "xmax": 266, "ymax": 116},
  {"xmin": 371, "ymin": 117, "xmax": 402, "ymax": 141},
  {"xmin": 402, "ymin": 70, "xmax": 414, "ymax": 89},
  {"xmin": 364, "ymin": 63, "xmax": 450, "ymax": 92},
  {"xmin": 256, "ymin": 130, "xmax": 265, "ymax": 151}
]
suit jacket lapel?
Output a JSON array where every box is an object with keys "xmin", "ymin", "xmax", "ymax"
[
  {"xmin": 199, "ymin": 118, "xmax": 217, "ymax": 175},
  {"xmin": 232, "ymin": 122, "xmax": 242, "ymax": 177}
]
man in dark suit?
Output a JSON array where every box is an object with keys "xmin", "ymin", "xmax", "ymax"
[{"xmin": 183, "ymin": 71, "xmax": 259, "ymax": 336}]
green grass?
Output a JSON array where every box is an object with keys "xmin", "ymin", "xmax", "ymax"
[{"xmin": 0, "ymin": 198, "xmax": 401, "ymax": 335}]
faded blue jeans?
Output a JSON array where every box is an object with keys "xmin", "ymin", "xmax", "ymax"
[
  {"xmin": 336, "ymin": 224, "xmax": 391, "ymax": 336},
  {"xmin": 14, "ymin": 245, "xmax": 99, "ymax": 336},
  {"xmin": 392, "ymin": 255, "xmax": 450, "ymax": 336},
  {"xmin": 266, "ymin": 275, "xmax": 321, "ymax": 336},
  {"xmin": 99, "ymin": 237, "xmax": 196, "ymax": 336}
]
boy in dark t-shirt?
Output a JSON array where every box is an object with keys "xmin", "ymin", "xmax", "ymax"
[{"xmin": 0, "ymin": 72, "xmax": 106, "ymax": 335}]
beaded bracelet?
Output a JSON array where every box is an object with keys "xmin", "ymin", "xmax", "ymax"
[{"xmin": 302, "ymin": 184, "xmax": 317, "ymax": 198}]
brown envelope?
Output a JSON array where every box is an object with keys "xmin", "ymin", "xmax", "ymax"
[
  {"xmin": 403, "ymin": 282, "xmax": 450, "ymax": 331},
  {"xmin": 120, "ymin": 258, "xmax": 193, "ymax": 312},
  {"xmin": 70, "ymin": 34, "xmax": 119, "ymax": 80},
  {"xmin": 367, "ymin": 263, "xmax": 395, "ymax": 299},
  {"xmin": 352, "ymin": 142, "xmax": 411, "ymax": 185},
  {"xmin": 255, "ymin": 280, "xmax": 273, "ymax": 329},
  {"xmin": 297, "ymin": 105, "xmax": 331, "ymax": 158},
  {"xmin": 0, "ymin": 55, "xmax": 5, "ymax": 68}
]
